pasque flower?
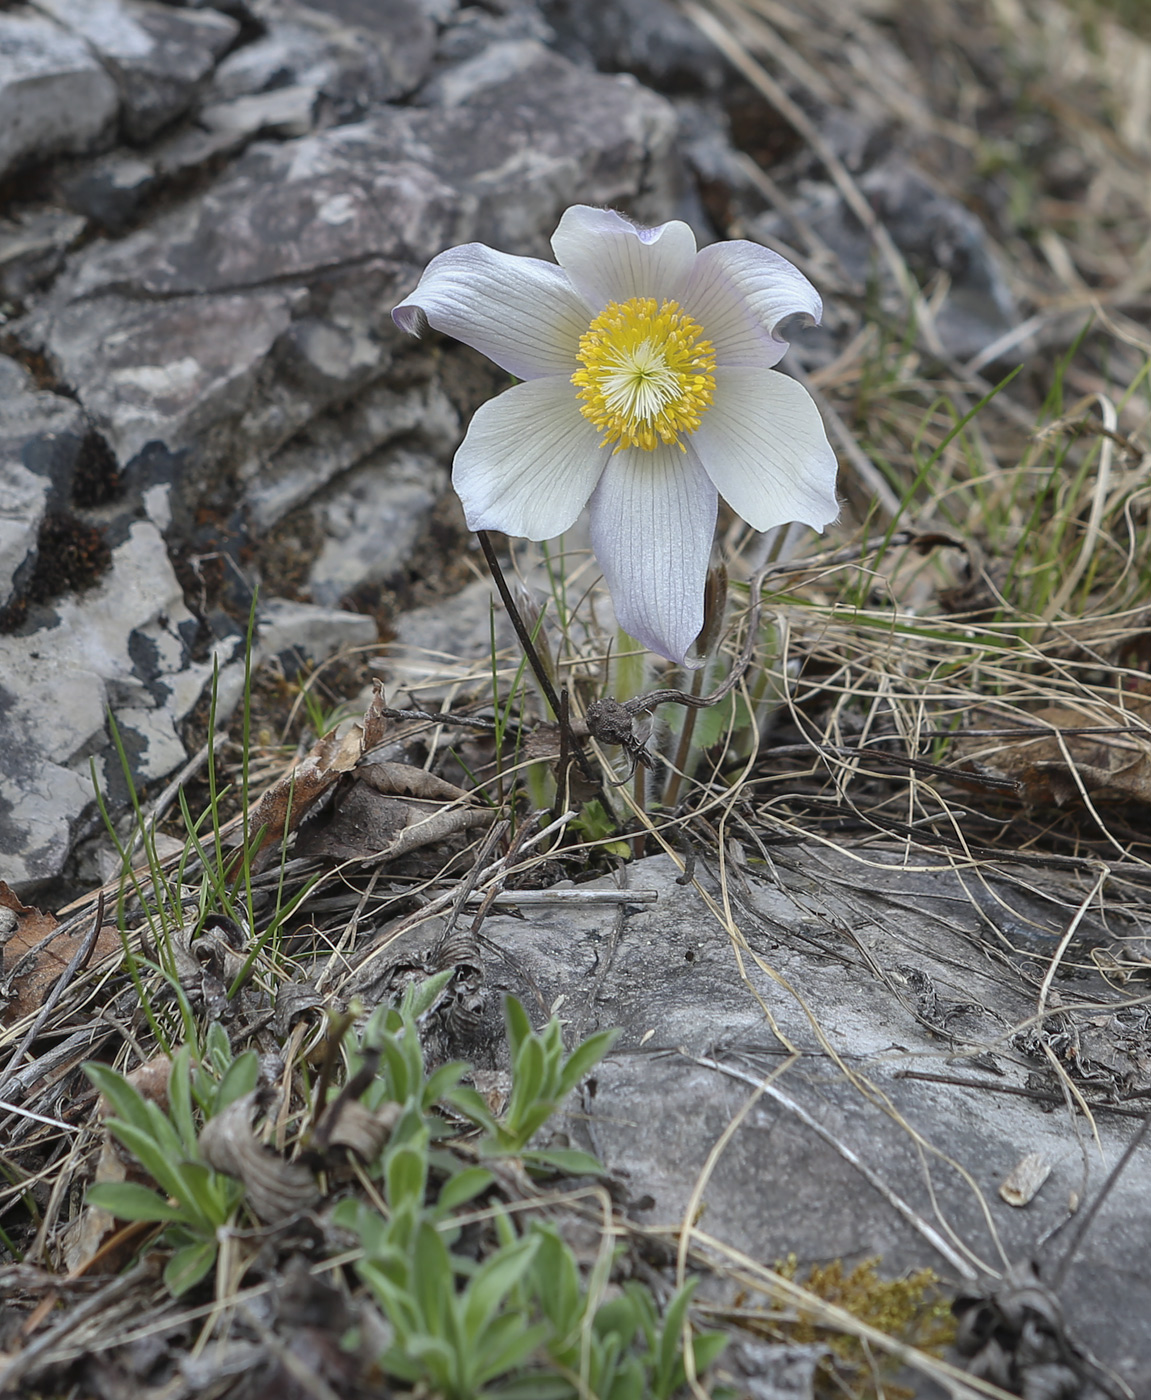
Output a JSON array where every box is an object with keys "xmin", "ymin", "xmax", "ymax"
[{"xmin": 394, "ymin": 205, "xmax": 838, "ymax": 663}]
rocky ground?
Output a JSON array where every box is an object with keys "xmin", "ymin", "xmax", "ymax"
[{"xmin": 1, "ymin": 0, "xmax": 1150, "ymax": 1397}]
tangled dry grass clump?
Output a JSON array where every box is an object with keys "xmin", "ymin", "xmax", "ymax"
[{"xmin": 1, "ymin": 1, "xmax": 1150, "ymax": 1397}]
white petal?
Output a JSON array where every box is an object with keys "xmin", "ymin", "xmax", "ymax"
[
  {"xmin": 692, "ymin": 368, "xmax": 839, "ymax": 531},
  {"xmin": 588, "ymin": 444, "xmax": 716, "ymax": 665},
  {"xmin": 550, "ymin": 205, "xmax": 698, "ymax": 311},
  {"xmin": 392, "ymin": 243, "xmax": 591, "ymax": 379},
  {"xmin": 453, "ymin": 377, "xmax": 608, "ymax": 538},
  {"xmin": 681, "ymin": 240, "xmax": 823, "ymax": 369}
]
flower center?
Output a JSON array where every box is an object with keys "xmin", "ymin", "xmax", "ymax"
[{"xmin": 571, "ymin": 297, "xmax": 716, "ymax": 453}]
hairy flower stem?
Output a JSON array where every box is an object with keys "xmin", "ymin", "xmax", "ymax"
[
  {"xmin": 476, "ymin": 530, "xmax": 598, "ymax": 792},
  {"xmin": 631, "ymin": 763, "xmax": 647, "ymax": 859},
  {"xmin": 661, "ymin": 666, "xmax": 706, "ymax": 811}
]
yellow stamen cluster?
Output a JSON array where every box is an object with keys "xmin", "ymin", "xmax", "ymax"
[{"xmin": 572, "ymin": 297, "xmax": 716, "ymax": 453}]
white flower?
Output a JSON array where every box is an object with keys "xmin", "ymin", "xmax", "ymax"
[{"xmin": 393, "ymin": 205, "xmax": 839, "ymax": 664}]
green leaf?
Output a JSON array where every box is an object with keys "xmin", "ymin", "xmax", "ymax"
[
  {"xmin": 499, "ymin": 1100, "xmax": 554, "ymax": 1151},
  {"xmin": 400, "ymin": 968, "xmax": 454, "ymax": 1021},
  {"xmin": 167, "ymin": 1046, "xmax": 198, "ymax": 1156},
  {"xmin": 214, "ymin": 1049, "xmax": 259, "ymax": 1115},
  {"xmin": 204, "ymin": 1020, "xmax": 231, "ymax": 1073},
  {"xmin": 176, "ymin": 1160, "xmax": 242, "ymax": 1226},
  {"xmin": 379, "ymin": 1037, "xmax": 413, "ymax": 1104},
  {"xmin": 374, "ymin": 1343, "xmax": 425, "ymax": 1385},
  {"xmin": 485, "ymin": 1377, "xmax": 577, "ymax": 1400},
  {"xmin": 654, "ymin": 1278, "xmax": 697, "ymax": 1398},
  {"xmin": 83, "ymin": 1063, "xmax": 153, "ymax": 1137},
  {"xmin": 413, "ymin": 1222, "xmax": 455, "ymax": 1343},
  {"xmin": 423, "ymin": 1060, "xmax": 468, "ymax": 1108},
  {"xmin": 385, "ymin": 1142, "xmax": 428, "ymax": 1214},
  {"xmin": 142, "ymin": 1097, "xmax": 186, "ymax": 1162},
  {"xmin": 530, "ymin": 1226, "xmax": 581, "ymax": 1337},
  {"xmin": 86, "ymin": 1181, "xmax": 187, "ymax": 1223},
  {"xmin": 503, "ymin": 996, "xmax": 533, "ymax": 1061},
  {"xmin": 594, "ymin": 1295, "xmax": 640, "ymax": 1349},
  {"xmin": 461, "ymin": 1234, "xmax": 539, "ymax": 1341},
  {"xmin": 401, "ymin": 1332, "xmax": 457, "ymax": 1392},
  {"xmin": 691, "ymin": 1329, "xmax": 728, "ymax": 1375},
  {"xmin": 473, "ymin": 1314, "xmax": 551, "ymax": 1386},
  {"xmin": 334, "ymin": 1198, "xmax": 389, "ymax": 1257},
  {"xmin": 608, "ymin": 1354, "xmax": 647, "ymax": 1400},
  {"xmin": 101, "ymin": 1119, "xmax": 189, "ymax": 1202},
  {"xmin": 435, "ymin": 1167, "xmax": 494, "ymax": 1215},
  {"xmin": 522, "ymin": 1148, "xmax": 606, "ymax": 1178},
  {"xmin": 556, "ymin": 1029, "xmax": 619, "ymax": 1098},
  {"xmin": 442, "ymin": 1085, "xmax": 498, "ymax": 1133},
  {"xmin": 505, "ymin": 1037, "xmax": 546, "ymax": 1137},
  {"xmin": 360, "ymin": 1261, "xmax": 420, "ymax": 1337},
  {"xmin": 164, "ymin": 1236, "xmax": 218, "ymax": 1296}
]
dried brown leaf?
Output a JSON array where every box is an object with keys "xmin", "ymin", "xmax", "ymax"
[
  {"xmin": 359, "ymin": 761, "xmax": 470, "ymax": 802},
  {"xmin": 316, "ymin": 1097, "xmax": 401, "ymax": 1163},
  {"xmin": 240, "ymin": 724, "xmax": 364, "ymax": 872},
  {"xmin": 361, "ymin": 678, "xmax": 391, "ymax": 753},
  {"xmin": 199, "ymin": 1093, "xmax": 319, "ymax": 1223},
  {"xmin": 296, "ymin": 782, "xmax": 489, "ymax": 862},
  {"xmin": 1, "ymin": 890, "xmax": 120, "ymax": 1026},
  {"xmin": 960, "ymin": 704, "xmax": 1151, "ymax": 807}
]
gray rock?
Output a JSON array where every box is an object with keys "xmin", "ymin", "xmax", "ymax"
[
  {"xmin": 0, "ymin": 207, "xmax": 88, "ymax": 302},
  {"xmin": 60, "ymin": 152, "xmax": 156, "ymax": 234},
  {"xmin": 53, "ymin": 42, "xmax": 674, "ymax": 304},
  {"xmin": 35, "ymin": 289, "xmax": 296, "ymax": 464},
  {"xmin": 198, "ymin": 84, "xmax": 319, "ymax": 140},
  {"xmin": 0, "ymin": 11, "xmax": 119, "ymax": 182},
  {"xmin": 244, "ymin": 377, "xmax": 459, "ymax": 532},
  {"xmin": 751, "ymin": 159, "xmax": 1018, "ymax": 360},
  {"xmin": 0, "ymin": 357, "xmax": 86, "ymax": 613},
  {"xmin": 417, "ymin": 36, "xmax": 554, "ymax": 108},
  {"xmin": 429, "ymin": 4, "xmax": 555, "ymax": 69},
  {"xmin": 417, "ymin": 0, "xmax": 459, "ymax": 23},
  {"xmin": 148, "ymin": 118, "xmax": 251, "ymax": 176},
  {"xmin": 34, "ymin": 0, "xmax": 240, "ymax": 143},
  {"xmin": 307, "ymin": 446, "xmax": 447, "ymax": 607},
  {"xmin": 302, "ymin": 0, "xmax": 437, "ymax": 96},
  {"xmin": 362, "ymin": 45, "xmax": 680, "ymax": 253},
  {"xmin": 385, "ymin": 574, "xmax": 513, "ymax": 704},
  {"xmin": 401, "ymin": 850, "xmax": 1151, "ymax": 1391},
  {"xmin": 256, "ymin": 597, "xmax": 378, "ymax": 668},
  {"xmin": 538, "ymin": 0, "xmax": 728, "ymax": 92},
  {"xmin": 209, "ymin": 0, "xmax": 435, "ymax": 114},
  {"xmin": 0, "ymin": 526, "xmax": 385, "ymax": 891},
  {"xmin": 21, "ymin": 40, "xmax": 674, "ymax": 525},
  {"xmin": 49, "ymin": 137, "xmax": 463, "ymax": 300},
  {"xmin": 863, "ymin": 160, "xmax": 1019, "ymax": 360},
  {"xmin": 0, "ymin": 519, "xmax": 228, "ymax": 888}
]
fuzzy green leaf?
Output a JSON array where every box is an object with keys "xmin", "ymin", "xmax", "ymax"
[
  {"xmin": 385, "ymin": 1142, "xmax": 427, "ymax": 1214},
  {"xmin": 655, "ymin": 1278, "xmax": 698, "ymax": 1398},
  {"xmin": 435, "ymin": 1167, "xmax": 494, "ymax": 1215},
  {"xmin": 83, "ymin": 1063, "xmax": 153, "ymax": 1136},
  {"xmin": 214, "ymin": 1049, "xmax": 259, "ymax": 1115},
  {"xmin": 556, "ymin": 1029, "xmax": 619, "ymax": 1098},
  {"xmin": 401, "ymin": 969, "xmax": 454, "ymax": 1021},
  {"xmin": 167, "ymin": 1046, "xmax": 198, "ymax": 1156},
  {"xmin": 86, "ymin": 1181, "xmax": 187, "ymax": 1223},
  {"xmin": 442, "ymin": 1085, "xmax": 499, "ymax": 1133},
  {"xmin": 522, "ymin": 1148, "xmax": 606, "ymax": 1178},
  {"xmin": 462, "ymin": 1234, "xmax": 539, "ymax": 1341},
  {"xmin": 503, "ymin": 996, "xmax": 533, "ymax": 1060},
  {"xmin": 164, "ymin": 1237, "xmax": 218, "ymax": 1296}
]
